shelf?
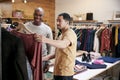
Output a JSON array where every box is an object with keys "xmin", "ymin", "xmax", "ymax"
[
  {"xmin": 2, "ymin": 17, "xmax": 33, "ymax": 20},
  {"xmin": 2, "ymin": 17, "xmax": 33, "ymax": 23},
  {"xmin": 73, "ymin": 20, "xmax": 97, "ymax": 23},
  {"xmin": 72, "ymin": 20, "xmax": 98, "ymax": 26},
  {"xmin": 2, "ymin": 17, "xmax": 47, "ymax": 23},
  {"xmin": 108, "ymin": 20, "xmax": 120, "ymax": 23}
]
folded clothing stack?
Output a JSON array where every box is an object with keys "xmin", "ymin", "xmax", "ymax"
[
  {"xmin": 98, "ymin": 56, "xmax": 120, "ymax": 63},
  {"xmin": 75, "ymin": 60, "xmax": 107, "ymax": 69},
  {"xmin": 74, "ymin": 64, "xmax": 87, "ymax": 74}
]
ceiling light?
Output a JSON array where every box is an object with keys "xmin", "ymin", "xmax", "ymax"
[
  {"xmin": 24, "ymin": 0, "xmax": 27, "ymax": 3},
  {"xmin": 12, "ymin": 0, "xmax": 15, "ymax": 3}
]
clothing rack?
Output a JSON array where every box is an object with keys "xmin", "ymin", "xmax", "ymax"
[
  {"xmin": 71, "ymin": 20, "xmax": 98, "ymax": 26},
  {"xmin": 72, "ymin": 24, "xmax": 120, "ymax": 56},
  {"xmin": 71, "ymin": 20, "xmax": 120, "ymax": 28}
]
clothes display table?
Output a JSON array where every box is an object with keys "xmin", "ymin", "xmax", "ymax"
[
  {"xmin": 48, "ymin": 57, "xmax": 120, "ymax": 80},
  {"xmin": 73, "ymin": 57, "xmax": 120, "ymax": 80}
]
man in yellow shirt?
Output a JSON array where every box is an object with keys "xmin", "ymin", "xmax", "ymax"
[{"xmin": 35, "ymin": 13, "xmax": 77, "ymax": 80}]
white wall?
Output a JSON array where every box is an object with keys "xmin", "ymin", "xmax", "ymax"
[{"xmin": 55, "ymin": 0, "xmax": 120, "ymax": 22}]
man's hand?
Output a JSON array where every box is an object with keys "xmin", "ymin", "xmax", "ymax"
[
  {"xmin": 42, "ymin": 56, "xmax": 49, "ymax": 61},
  {"xmin": 34, "ymin": 34, "xmax": 46, "ymax": 42}
]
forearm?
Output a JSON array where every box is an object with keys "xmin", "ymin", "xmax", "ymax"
[
  {"xmin": 34, "ymin": 34, "xmax": 70, "ymax": 48},
  {"xmin": 44, "ymin": 38, "xmax": 69, "ymax": 49},
  {"xmin": 48, "ymin": 53, "xmax": 55, "ymax": 60},
  {"xmin": 42, "ymin": 53, "xmax": 55, "ymax": 61}
]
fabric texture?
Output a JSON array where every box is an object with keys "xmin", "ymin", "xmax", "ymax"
[
  {"xmin": 11, "ymin": 31, "xmax": 42, "ymax": 80},
  {"xmin": 93, "ymin": 28, "xmax": 103, "ymax": 52},
  {"xmin": 54, "ymin": 75, "xmax": 73, "ymax": 80},
  {"xmin": 75, "ymin": 60, "xmax": 107, "ymax": 69},
  {"xmin": 100, "ymin": 28, "xmax": 112, "ymax": 53},
  {"xmin": 99, "ymin": 56, "xmax": 120, "ymax": 63},
  {"xmin": 24, "ymin": 21, "xmax": 53, "ymax": 80},
  {"xmin": 115, "ymin": 26, "xmax": 118, "ymax": 46},
  {"xmin": 2, "ymin": 28, "xmax": 28, "ymax": 80},
  {"xmin": 24, "ymin": 22, "xmax": 53, "ymax": 56}
]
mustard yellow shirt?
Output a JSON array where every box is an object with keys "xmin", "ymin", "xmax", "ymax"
[
  {"xmin": 54, "ymin": 29, "xmax": 77, "ymax": 76},
  {"xmin": 115, "ymin": 26, "xmax": 118, "ymax": 46}
]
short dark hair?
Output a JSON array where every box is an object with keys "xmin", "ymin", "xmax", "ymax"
[{"xmin": 58, "ymin": 13, "xmax": 71, "ymax": 22}]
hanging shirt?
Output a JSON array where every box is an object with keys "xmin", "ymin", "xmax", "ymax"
[
  {"xmin": 24, "ymin": 22, "xmax": 53, "ymax": 56},
  {"xmin": 100, "ymin": 28, "xmax": 112, "ymax": 53},
  {"xmin": 115, "ymin": 26, "xmax": 119, "ymax": 46},
  {"xmin": 11, "ymin": 31, "xmax": 42, "ymax": 80},
  {"xmin": 2, "ymin": 28, "xmax": 28, "ymax": 80},
  {"xmin": 93, "ymin": 28, "xmax": 102, "ymax": 52}
]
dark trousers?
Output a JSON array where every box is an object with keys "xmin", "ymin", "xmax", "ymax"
[{"xmin": 54, "ymin": 75, "xmax": 73, "ymax": 80}]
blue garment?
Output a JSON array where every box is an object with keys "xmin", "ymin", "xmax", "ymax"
[
  {"xmin": 85, "ymin": 29, "xmax": 91, "ymax": 52},
  {"xmin": 118, "ymin": 28, "xmax": 120, "ymax": 40},
  {"xmin": 54, "ymin": 75, "xmax": 73, "ymax": 80},
  {"xmin": 85, "ymin": 29, "xmax": 96, "ymax": 52},
  {"xmin": 75, "ymin": 60, "xmax": 107, "ymax": 69},
  {"xmin": 77, "ymin": 41, "xmax": 81, "ymax": 50},
  {"xmin": 90, "ymin": 30, "xmax": 96, "ymax": 51},
  {"xmin": 116, "ymin": 28, "xmax": 120, "ymax": 57},
  {"xmin": 99, "ymin": 56, "xmax": 120, "ymax": 63}
]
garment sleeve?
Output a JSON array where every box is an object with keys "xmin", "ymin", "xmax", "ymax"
[{"xmin": 63, "ymin": 30, "xmax": 77, "ymax": 47}]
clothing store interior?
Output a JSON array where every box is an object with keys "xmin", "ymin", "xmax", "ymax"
[{"xmin": 0, "ymin": 0, "xmax": 120, "ymax": 80}]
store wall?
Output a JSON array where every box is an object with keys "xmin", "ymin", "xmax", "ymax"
[
  {"xmin": 0, "ymin": 1, "xmax": 12, "ymax": 18},
  {"xmin": 55, "ymin": 0, "xmax": 120, "ymax": 22},
  {"xmin": 13, "ymin": 0, "xmax": 55, "ymax": 30},
  {"xmin": 0, "ymin": 0, "xmax": 55, "ymax": 30}
]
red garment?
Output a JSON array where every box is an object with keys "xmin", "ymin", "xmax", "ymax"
[
  {"xmin": 11, "ymin": 31, "xmax": 42, "ymax": 80},
  {"xmin": 100, "ymin": 28, "xmax": 112, "ymax": 53}
]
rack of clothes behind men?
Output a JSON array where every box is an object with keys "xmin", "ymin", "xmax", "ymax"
[
  {"xmin": 70, "ymin": 23, "xmax": 120, "ymax": 58},
  {"xmin": 1, "ymin": 20, "xmax": 43, "ymax": 80}
]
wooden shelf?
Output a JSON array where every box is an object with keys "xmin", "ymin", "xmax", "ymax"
[
  {"xmin": 108, "ymin": 20, "xmax": 120, "ymax": 23},
  {"xmin": 2, "ymin": 17, "xmax": 33, "ymax": 20},
  {"xmin": 72, "ymin": 20, "xmax": 98, "ymax": 26},
  {"xmin": 2, "ymin": 17, "xmax": 33, "ymax": 23},
  {"xmin": 2, "ymin": 17, "xmax": 48, "ymax": 23},
  {"xmin": 73, "ymin": 20, "xmax": 97, "ymax": 23}
]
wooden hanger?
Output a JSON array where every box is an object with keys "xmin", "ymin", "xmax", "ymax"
[{"xmin": 16, "ymin": 22, "xmax": 33, "ymax": 34}]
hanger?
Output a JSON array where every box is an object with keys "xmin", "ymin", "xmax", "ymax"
[{"xmin": 15, "ymin": 22, "xmax": 33, "ymax": 34}]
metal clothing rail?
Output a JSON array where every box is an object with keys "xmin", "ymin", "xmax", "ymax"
[{"xmin": 108, "ymin": 20, "xmax": 120, "ymax": 24}]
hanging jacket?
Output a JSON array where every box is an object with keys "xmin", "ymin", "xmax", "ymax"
[{"xmin": 2, "ymin": 28, "xmax": 28, "ymax": 80}]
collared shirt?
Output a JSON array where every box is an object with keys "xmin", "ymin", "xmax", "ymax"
[{"xmin": 54, "ymin": 29, "xmax": 77, "ymax": 76}]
